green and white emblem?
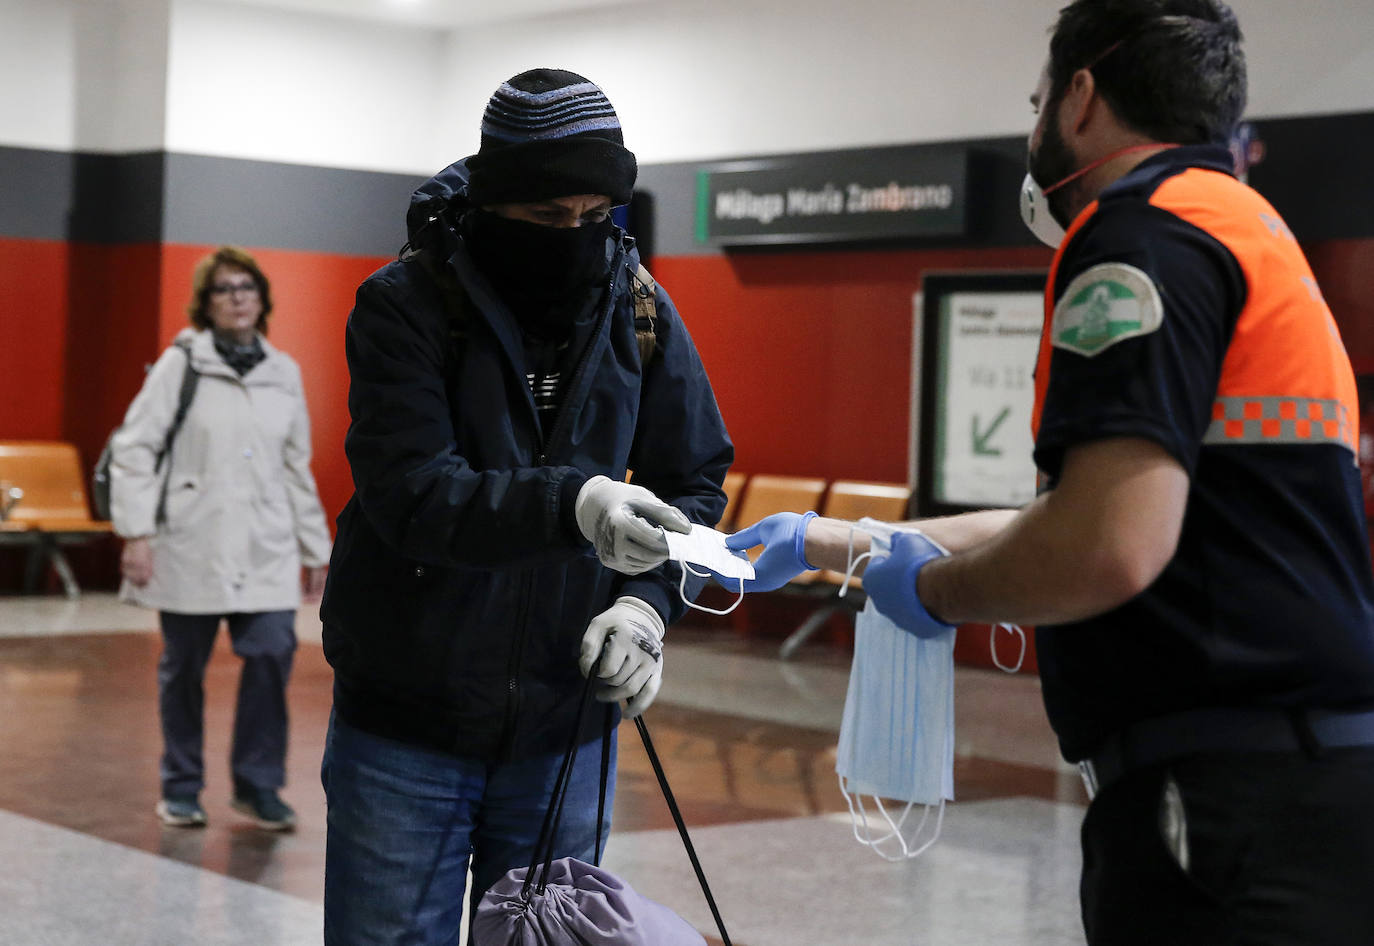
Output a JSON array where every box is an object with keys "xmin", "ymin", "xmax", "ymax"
[{"xmin": 1052, "ymin": 262, "xmax": 1163, "ymax": 357}]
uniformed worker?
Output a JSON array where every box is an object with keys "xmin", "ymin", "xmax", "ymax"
[{"xmin": 722, "ymin": 1, "xmax": 1374, "ymax": 943}]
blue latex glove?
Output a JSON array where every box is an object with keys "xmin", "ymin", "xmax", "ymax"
[
  {"xmin": 721, "ymin": 511, "xmax": 818, "ymax": 592},
  {"xmin": 861, "ymin": 531, "xmax": 958, "ymax": 638}
]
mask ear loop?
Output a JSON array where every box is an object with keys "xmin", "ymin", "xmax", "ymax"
[
  {"xmin": 677, "ymin": 559, "xmax": 745, "ymax": 616},
  {"xmin": 836, "ymin": 518, "xmax": 948, "ymax": 861},
  {"xmin": 837, "ymin": 522, "xmax": 875, "ymax": 599},
  {"xmin": 990, "ymin": 623, "xmax": 1027, "ymax": 674},
  {"xmin": 839, "ymin": 773, "xmax": 946, "ymax": 862},
  {"xmin": 840, "ymin": 773, "xmax": 912, "ymax": 849}
]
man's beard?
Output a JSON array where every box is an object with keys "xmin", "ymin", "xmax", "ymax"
[{"xmin": 1028, "ymin": 99, "xmax": 1079, "ymax": 230}]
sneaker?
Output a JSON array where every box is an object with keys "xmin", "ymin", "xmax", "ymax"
[
  {"xmin": 231, "ymin": 787, "xmax": 296, "ymax": 831},
  {"xmin": 156, "ymin": 795, "xmax": 207, "ymax": 827}
]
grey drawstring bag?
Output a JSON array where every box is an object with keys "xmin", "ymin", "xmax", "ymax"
[
  {"xmin": 472, "ymin": 674, "xmax": 731, "ymax": 946},
  {"xmin": 473, "ymin": 857, "xmax": 704, "ymax": 946}
]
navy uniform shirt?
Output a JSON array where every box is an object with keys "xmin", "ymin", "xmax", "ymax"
[{"xmin": 1031, "ymin": 144, "xmax": 1374, "ymax": 762}]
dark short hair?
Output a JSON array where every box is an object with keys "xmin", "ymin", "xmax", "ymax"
[
  {"xmin": 187, "ymin": 246, "xmax": 274, "ymax": 334},
  {"xmin": 1048, "ymin": 0, "xmax": 1247, "ymax": 145}
]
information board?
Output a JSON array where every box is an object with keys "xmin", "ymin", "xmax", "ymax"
[{"xmin": 916, "ymin": 272, "xmax": 1047, "ymax": 515}]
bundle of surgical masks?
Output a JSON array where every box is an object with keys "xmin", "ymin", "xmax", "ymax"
[
  {"xmin": 664, "ymin": 515, "xmax": 1027, "ymax": 861},
  {"xmin": 834, "ymin": 518, "xmax": 1025, "ymax": 861}
]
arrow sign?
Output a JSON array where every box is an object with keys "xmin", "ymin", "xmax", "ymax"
[{"xmin": 971, "ymin": 406, "xmax": 1011, "ymax": 456}]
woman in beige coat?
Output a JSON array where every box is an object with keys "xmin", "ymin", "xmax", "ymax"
[{"xmin": 109, "ymin": 246, "xmax": 332, "ymax": 831}]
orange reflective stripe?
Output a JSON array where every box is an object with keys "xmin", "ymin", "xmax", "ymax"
[
  {"xmin": 1149, "ymin": 168, "xmax": 1360, "ymax": 459},
  {"xmin": 1033, "ymin": 199, "xmax": 1100, "ymax": 438},
  {"xmin": 1204, "ymin": 396, "xmax": 1356, "ymax": 451},
  {"xmin": 1032, "ymin": 166, "xmax": 1361, "ymax": 464}
]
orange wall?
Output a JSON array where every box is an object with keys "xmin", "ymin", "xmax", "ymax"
[
  {"xmin": 1, "ymin": 240, "xmax": 388, "ymax": 592},
  {"xmin": 153, "ymin": 244, "xmax": 386, "ymax": 523},
  {"xmin": 0, "ymin": 237, "xmax": 69, "ymax": 439},
  {"xmin": 657, "ymin": 246, "xmax": 1054, "ymax": 484},
  {"xmin": 1308, "ymin": 239, "xmax": 1374, "ymax": 374},
  {"xmin": 7, "ymin": 235, "xmax": 1374, "ymax": 597}
]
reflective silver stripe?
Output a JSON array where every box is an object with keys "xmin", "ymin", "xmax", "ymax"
[
  {"xmin": 1077, "ymin": 760, "xmax": 1099, "ymax": 800},
  {"xmin": 1202, "ymin": 396, "xmax": 1355, "ymax": 453}
]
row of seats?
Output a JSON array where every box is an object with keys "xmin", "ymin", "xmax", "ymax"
[
  {"xmin": 714, "ymin": 473, "xmax": 913, "ymax": 658},
  {"xmin": 0, "ymin": 441, "xmax": 114, "ymax": 599},
  {"xmin": 0, "ymin": 442, "xmax": 916, "ymax": 627}
]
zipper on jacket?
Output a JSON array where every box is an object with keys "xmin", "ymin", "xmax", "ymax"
[
  {"xmin": 536, "ymin": 244, "xmax": 625, "ymax": 466},
  {"xmin": 499, "ymin": 569, "xmax": 535, "ymax": 761},
  {"xmin": 507, "ymin": 245, "xmax": 625, "ymax": 755}
]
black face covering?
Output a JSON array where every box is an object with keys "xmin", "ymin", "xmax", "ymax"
[{"xmin": 462, "ymin": 211, "xmax": 612, "ymax": 338}]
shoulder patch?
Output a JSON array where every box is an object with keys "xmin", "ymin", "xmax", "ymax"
[{"xmin": 1052, "ymin": 262, "xmax": 1163, "ymax": 357}]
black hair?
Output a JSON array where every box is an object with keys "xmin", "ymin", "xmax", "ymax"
[{"xmin": 1048, "ymin": 0, "xmax": 1247, "ymax": 145}]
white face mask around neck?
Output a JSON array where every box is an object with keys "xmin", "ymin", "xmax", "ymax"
[{"xmin": 1020, "ymin": 172, "xmax": 1068, "ymax": 248}]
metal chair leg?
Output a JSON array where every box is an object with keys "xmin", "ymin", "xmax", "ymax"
[
  {"xmin": 47, "ymin": 542, "xmax": 80, "ymax": 600},
  {"xmin": 23, "ymin": 543, "xmax": 44, "ymax": 593},
  {"xmin": 779, "ymin": 604, "xmax": 839, "ymax": 660}
]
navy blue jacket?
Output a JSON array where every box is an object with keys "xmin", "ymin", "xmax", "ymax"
[{"xmin": 320, "ymin": 161, "xmax": 733, "ymax": 761}]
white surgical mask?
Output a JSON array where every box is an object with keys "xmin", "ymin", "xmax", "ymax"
[
  {"xmin": 1021, "ymin": 144, "xmax": 1183, "ymax": 249},
  {"xmin": 834, "ymin": 519, "xmax": 955, "ymax": 861},
  {"xmin": 666, "ymin": 524, "xmax": 750, "ymax": 616},
  {"xmin": 676, "ymin": 561, "xmax": 744, "ymax": 616},
  {"xmin": 1020, "ymin": 172, "xmax": 1066, "ymax": 248}
]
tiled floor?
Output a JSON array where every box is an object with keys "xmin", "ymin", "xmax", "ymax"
[{"xmin": 0, "ymin": 592, "xmax": 1090, "ymax": 945}]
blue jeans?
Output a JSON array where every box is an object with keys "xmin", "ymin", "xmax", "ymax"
[{"xmin": 320, "ymin": 711, "xmax": 617, "ymax": 946}]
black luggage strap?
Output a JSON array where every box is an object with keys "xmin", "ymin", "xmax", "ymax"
[
  {"xmin": 526, "ymin": 668, "xmax": 732, "ymax": 945},
  {"xmin": 1079, "ymin": 705, "xmax": 1374, "ymax": 798},
  {"xmin": 633, "ymin": 713, "xmax": 732, "ymax": 946}
]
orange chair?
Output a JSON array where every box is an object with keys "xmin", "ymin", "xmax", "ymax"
[
  {"xmin": 628, "ymin": 468, "xmax": 748, "ymax": 530},
  {"xmin": 728, "ymin": 475, "xmax": 827, "ymax": 566},
  {"xmin": 0, "ymin": 441, "xmax": 114, "ymax": 598},
  {"xmin": 718, "ymin": 470, "xmax": 748, "ymax": 531},
  {"xmin": 778, "ymin": 480, "xmax": 913, "ymax": 659}
]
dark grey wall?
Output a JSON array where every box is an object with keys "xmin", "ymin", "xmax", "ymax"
[
  {"xmin": 163, "ymin": 154, "xmax": 422, "ymax": 257},
  {"xmin": 0, "ymin": 146, "xmax": 77, "ymax": 241},
  {"xmin": 4, "ymin": 109, "xmax": 1372, "ymax": 255},
  {"xmin": 0, "ymin": 145, "xmax": 421, "ymax": 257}
]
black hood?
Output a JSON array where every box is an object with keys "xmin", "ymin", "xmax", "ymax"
[{"xmin": 405, "ymin": 157, "xmax": 475, "ymax": 251}]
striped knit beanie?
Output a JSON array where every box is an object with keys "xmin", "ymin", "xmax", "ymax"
[{"xmin": 466, "ymin": 68, "xmax": 637, "ymax": 207}]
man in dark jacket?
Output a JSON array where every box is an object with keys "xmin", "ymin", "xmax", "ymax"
[{"xmin": 319, "ymin": 68, "xmax": 733, "ymax": 945}]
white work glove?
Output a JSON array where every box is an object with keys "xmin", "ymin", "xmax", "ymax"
[
  {"xmin": 579, "ymin": 596, "xmax": 666, "ymax": 719},
  {"xmin": 574, "ymin": 475, "xmax": 691, "ymax": 575}
]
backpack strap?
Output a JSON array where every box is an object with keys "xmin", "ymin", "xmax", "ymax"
[
  {"xmin": 153, "ymin": 340, "xmax": 200, "ymax": 526},
  {"xmin": 628, "ymin": 262, "xmax": 658, "ymax": 364}
]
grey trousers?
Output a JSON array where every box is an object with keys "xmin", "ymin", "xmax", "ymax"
[{"xmin": 157, "ymin": 610, "xmax": 296, "ymax": 797}]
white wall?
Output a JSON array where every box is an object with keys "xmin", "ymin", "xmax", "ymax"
[
  {"xmin": 3, "ymin": 0, "xmax": 1374, "ymax": 171},
  {"xmin": 0, "ymin": 0, "xmax": 78, "ymax": 151},
  {"xmin": 438, "ymin": 0, "xmax": 1374, "ymax": 167},
  {"xmin": 164, "ymin": 0, "xmax": 447, "ymax": 173},
  {"xmin": 438, "ymin": 0, "xmax": 1061, "ymax": 166},
  {"xmin": 74, "ymin": 0, "xmax": 171, "ymax": 153},
  {"xmin": 0, "ymin": 0, "xmax": 170, "ymax": 153},
  {"xmin": 1238, "ymin": 0, "xmax": 1374, "ymax": 119}
]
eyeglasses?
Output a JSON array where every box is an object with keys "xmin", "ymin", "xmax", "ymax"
[{"xmin": 209, "ymin": 282, "xmax": 259, "ymax": 298}]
